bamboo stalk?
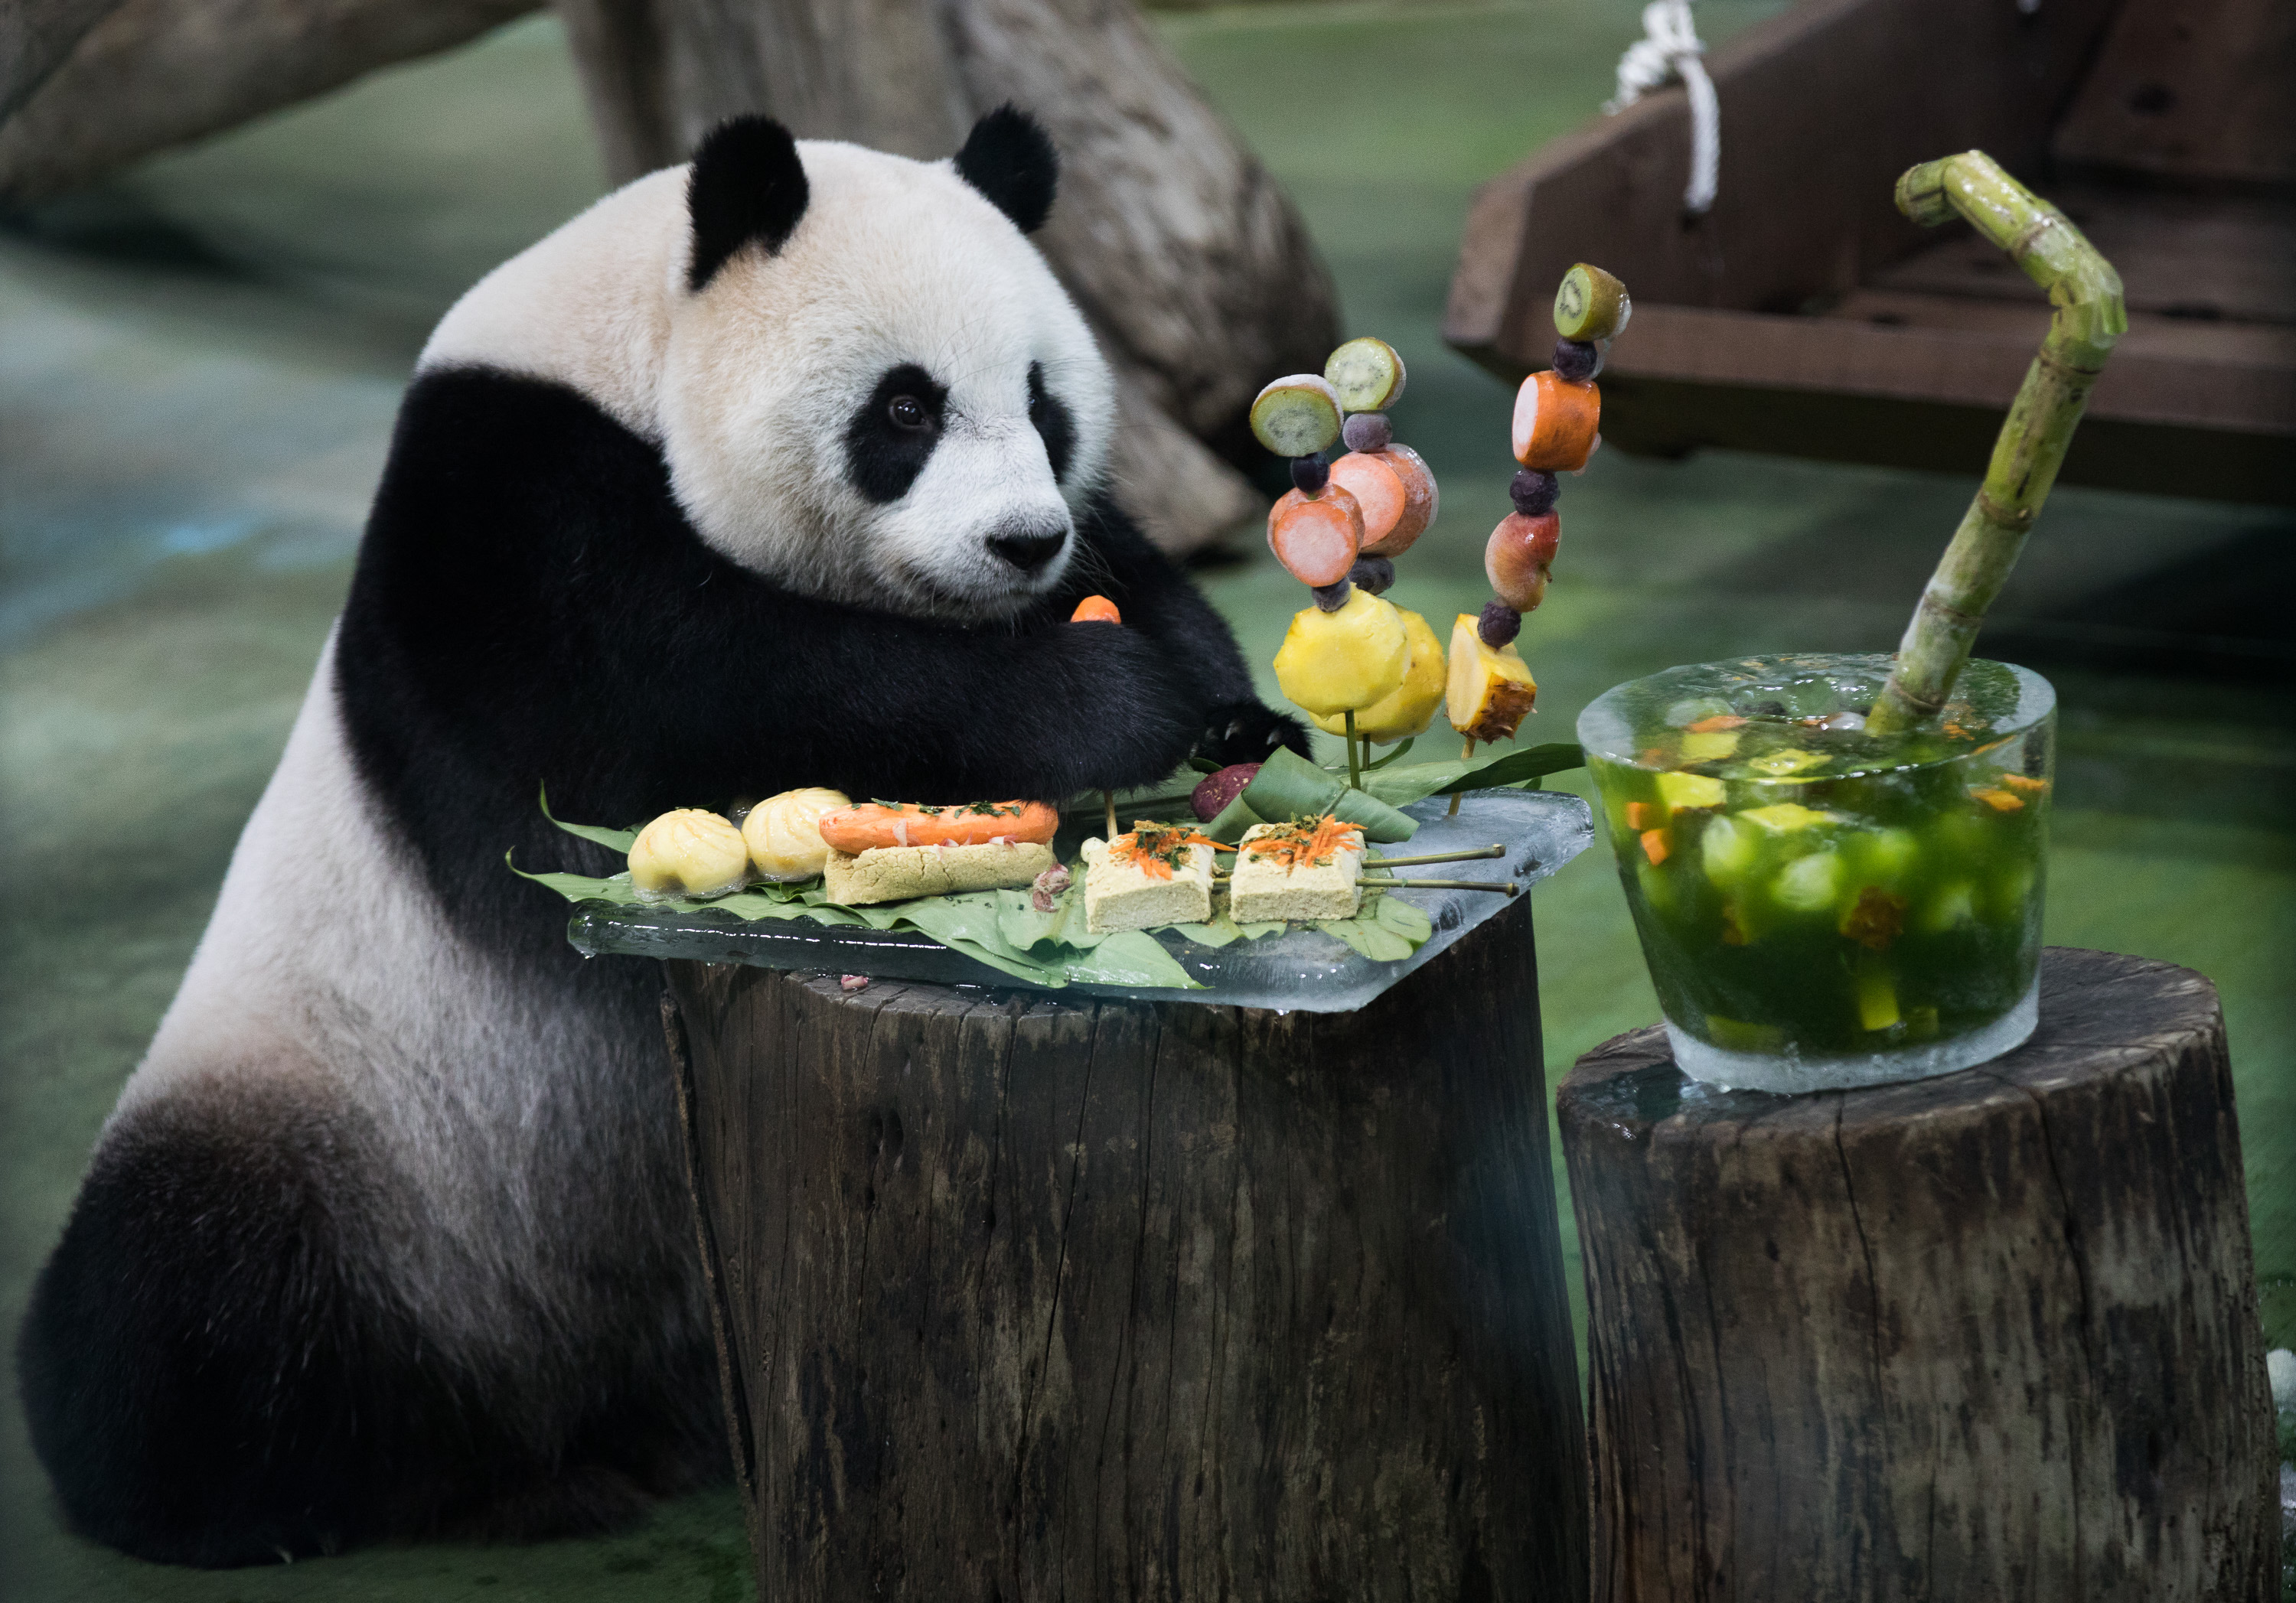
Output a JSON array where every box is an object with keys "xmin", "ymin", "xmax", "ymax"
[
  {"xmin": 1345, "ymin": 710, "xmax": 1362, "ymax": 790},
  {"xmin": 1367, "ymin": 845, "xmax": 1506, "ymax": 868},
  {"xmin": 1867, "ymin": 152, "xmax": 2124, "ymax": 735}
]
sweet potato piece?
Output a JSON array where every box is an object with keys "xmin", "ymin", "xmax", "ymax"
[
  {"xmin": 1485, "ymin": 510, "xmax": 1560, "ymax": 612},
  {"xmin": 1361, "ymin": 442, "xmax": 1438, "ymax": 556},
  {"xmin": 1510, "ymin": 372, "xmax": 1600, "ymax": 471},
  {"xmin": 1266, "ymin": 485, "xmax": 1364, "ymax": 587},
  {"xmin": 1326, "ymin": 451, "xmax": 1406, "ymax": 550}
]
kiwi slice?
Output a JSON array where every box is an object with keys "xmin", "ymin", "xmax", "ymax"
[
  {"xmin": 1553, "ymin": 263, "xmax": 1632, "ymax": 343},
  {"xmin": 1249, "ymin": 374, "xmax": 1345, "ymax": 458},
  {"xmin": 1322, "ymin": 336, "xmax": 1407, "ymax": 414}
]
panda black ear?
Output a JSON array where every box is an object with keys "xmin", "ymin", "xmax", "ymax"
[
  {"xmin": 687, "ymin": 116, "xmax": 810, "ymax": 292},
  {"xmin": 953, "ymin": 106, "xmax": 1058, "ymax": 234}
]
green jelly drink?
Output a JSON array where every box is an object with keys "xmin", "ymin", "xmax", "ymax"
[{"xmin": 1577, "ymin": 653, "xmax": 2054, "ymax": 1093}]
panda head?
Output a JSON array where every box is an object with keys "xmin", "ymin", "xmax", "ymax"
[{"xmin": 659, "ymin": 110, "xmax": 1114, "ymax": 622}]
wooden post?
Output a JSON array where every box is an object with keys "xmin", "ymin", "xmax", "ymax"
[
  {"xmin": 661, "ymin": 896, "xmax": 1587, "ymax": 1599},
  {"xmin": 1557, "ymin": 947, "xmax": 2281, "ymax": 1601}
]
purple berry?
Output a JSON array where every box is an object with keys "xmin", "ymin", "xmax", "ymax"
[
  {"xmin": 1341, "ymin": 412, "xmax": 1393, "ymax": 452},
  {"xmin": 1478, "ymin": 599, "xmax": 1521, "ymax": 647},
  {"xmin": 1290, "ymin": 453, "xmax": 1329, "ymax": 495},
  {"xmin": 1511, "ymin": 468, "xmax": 1559, "ymax": 517},
  {"xmin": 1313, "ymin": 579, "xmax": 1353, "ymax": 612},
  {"xmin": 1348, "ymin": 555, "xmax": 1395, "ymax": 595},
  {"xmin": 1552, "ymin": 338, "xmax": 1603, "ymax": 383}
]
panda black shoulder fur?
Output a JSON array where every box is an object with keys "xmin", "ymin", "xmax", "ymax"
[{"xmin": 18, "ymin": 109, "xmax": 1303, "ymax": 1566}]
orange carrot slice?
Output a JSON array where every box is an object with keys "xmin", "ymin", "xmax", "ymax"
[
  {"xmin": 817, "ymin": 800, "xmax": 1059, "ymax": 853},
  {"xmin": 1361, "ymin": 443, "xmax": 1438, "ymax": 556},
  {"xmin": 1485, "ymin": 510, "xmax": 1560, "ymax": 611},
  {"xmin": 1639, "ymin": 827, "xmax": 1671, "ymax": 865},
  {"xmin": 1326, "ymin": 451, "xmax": 1407, "ymax": 551},
  {"xmin": 1071, "ymin": 595, "xmax": 1121, "ymax": 624},
  {"xmin": 1511, "ymin": 372, "xmax": 1600, "ymax": 471},
  {"xmin": 1266, "ymin": 485, "xmax": 1364, "ymax": 587}
]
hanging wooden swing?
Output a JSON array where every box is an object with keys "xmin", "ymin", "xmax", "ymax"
[{"xmin": 1445, "ymin": 0, "xmax": 2294, "ymax": 505}]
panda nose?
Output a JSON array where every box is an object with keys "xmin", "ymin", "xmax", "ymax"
[{"xmin": 987, "ymin": 526, "xmax": 1068, "ymax": 575}]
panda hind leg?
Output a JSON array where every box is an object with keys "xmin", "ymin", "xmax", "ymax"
[{"xmin": 15, "ymin": 1074, "xmax": 708, "ymax": 1566}]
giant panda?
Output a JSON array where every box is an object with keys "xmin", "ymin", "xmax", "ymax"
[{"xmin": 18, "ymin": 108, "xmax": 1303, "ymax": 1567}]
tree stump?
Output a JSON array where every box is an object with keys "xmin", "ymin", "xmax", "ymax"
[
  {"xmin": 1557, "ymin": 946, "xmax": 2280, "ymax": 1601},
  {"xmin": 660, "ymin": 895, "xmax": 1587, "ymax": 1601}
]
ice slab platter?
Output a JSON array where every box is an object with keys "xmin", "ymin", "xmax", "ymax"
[{"xmin": 567, "ymin": 789, "xmax": 1593, "ymax": 1012}]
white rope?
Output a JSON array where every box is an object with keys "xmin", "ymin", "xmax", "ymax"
[{"xmin": 1606, "ymin": 0, "xmax": 1719, "ymax": 217}]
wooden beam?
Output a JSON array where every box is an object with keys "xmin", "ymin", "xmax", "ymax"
[{"xmin": 1446, "ymin": 0, "xmax": 2127, "ymax": 373}]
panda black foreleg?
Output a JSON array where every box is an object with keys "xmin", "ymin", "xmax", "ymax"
[{"xmin": 1061, "ymin": 502, "xmax": 1310, "ymax": 771}]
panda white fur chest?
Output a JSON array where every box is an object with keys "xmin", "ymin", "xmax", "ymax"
[{"xmin": 19, "ymin": 110, "xmax": 1300, "ymax": 1566}]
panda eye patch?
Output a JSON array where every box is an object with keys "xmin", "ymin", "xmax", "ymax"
[
  {"xmin": 846, "ymin": 363, "xmax": 949, "ymax": 503},
  {"xmin": 1027, "ymin": 361, "xmax": 1075, "ymax": 482}
]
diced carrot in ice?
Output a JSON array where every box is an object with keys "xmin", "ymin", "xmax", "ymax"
[
  {"xmin": 2001, "ymin": 772, "xmax": 2048, "ymax": 793},
  {"xmin": 1968, "ymin": 787, "xmax": 2025, "ymax": 812},
  {"xmin": 1640, "ymin": 827, "xmax": 1671, "ymax": 865},
  {"xmin": 1625, "ymin": 801, "xmax": 1658, "ymax": 830},
  {"xmin": 1684, "ymin": 715, "xmax": 1746, "ymax": 733}
]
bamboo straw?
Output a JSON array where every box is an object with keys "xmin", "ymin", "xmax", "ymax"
[{"xmin": 1867, "ymin": 152, "xmax": 2125, "ymax": 734}]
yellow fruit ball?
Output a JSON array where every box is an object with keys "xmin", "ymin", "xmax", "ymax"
[
  {"xmin": 1273, "ymin": 588, "xmax": 1409, "ymax": 718},
  {"xmin": 1312, "ymin": 608, "xmax": 1446, "ymax": 742},
  {"xmin": 742, "ymin": 787, "xmax": 851, "ymax": 881},
  {"xmin": 628, "ymin": 809, "xmax": 750, "ymax": 901}
]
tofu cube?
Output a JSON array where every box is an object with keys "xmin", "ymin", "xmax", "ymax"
[
  {"xmin": 1229, "ymin": 821, "xmax": 1366, "ymax": 923},
  {"xmin": 1081, "ymin": 836, "xmax": 1215, "ymax": 933}
]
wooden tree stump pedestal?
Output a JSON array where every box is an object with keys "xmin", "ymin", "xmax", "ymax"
[
  {"xmin": 660, "ymin": 897, "xmax": 1587, "ymax": 1601},
  {"xmin": 1557, "ymin": 947, "xmax": 2280, "ymax": 1601}
]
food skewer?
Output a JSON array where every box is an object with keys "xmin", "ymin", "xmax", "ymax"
[
  {"xmin": 1367, "ymin": 845, "xmax": 1505, "ymax": 868},
  {"xmin": 1210, "ymin": 873, "xmax": 1517, "ymax": 896}
]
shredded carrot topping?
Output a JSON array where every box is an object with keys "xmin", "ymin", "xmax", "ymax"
[
  {"xmin": 1110, "ymin": 819, "xmax": 1221, "ymax": 881},
  {"xmin": 1241, "ymin": 814, "xmax": 1365, "ymax": 872}
]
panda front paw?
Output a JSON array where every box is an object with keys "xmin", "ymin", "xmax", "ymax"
[{"xmin": 1194, "ymin": 702, "xmax": 1310, "ymax": 770}]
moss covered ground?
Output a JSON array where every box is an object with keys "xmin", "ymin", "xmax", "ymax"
[{"xmin": 2, "ymin": 5, "xmax": 2289, "ymax": 1597}]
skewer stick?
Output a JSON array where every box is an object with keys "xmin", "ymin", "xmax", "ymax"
[
  {"xmin": 1362, "ymin": 876, "xmax": 1519, "ymax": 896},
  {"xmin": 1449, "ymin": 736, "xmax": 1474, "ymax": 816},
  {"xmin": 1104, "ymin": 790, "xmax": 1118, "ymax": 842},
  {"xmin": 1344, "ymin": 710, "xmax": 1362, "ymax": 790},
  {"xmin": 1367, "ymin": 845, "xmax": 1505, "ymax": 868}
]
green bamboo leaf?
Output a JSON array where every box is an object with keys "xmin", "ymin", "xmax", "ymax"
[
  {"xmin": 1058, "ymin": 930, "xmax": 1200, "ymax": 989},
  {"xmin": 1238, "ymin": 748, "xmax": 1417, "ymax": 842},
  {"xmin": 1360, "ymin": 742, "xmax": 1583, "ymax": 806},
  {"xmin": 539, "ymin": 784, "xmax": 641, "ymax": 854}
]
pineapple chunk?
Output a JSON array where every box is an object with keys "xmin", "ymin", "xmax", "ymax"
[
  {"xmin": 1274, "ymin": 589, "xmax": 1409, "ymax": 717},
  {"xmin": 1445, "ymin": 614, "xmax": 1538, "ymax": 741},
  {"xmin": 1312, "ymin": 608, "xmax": 1446, "ymax": 742},
  {"xmin": 1657, "ymin": 771, "xmax": 1726, "ymax": 811}
]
